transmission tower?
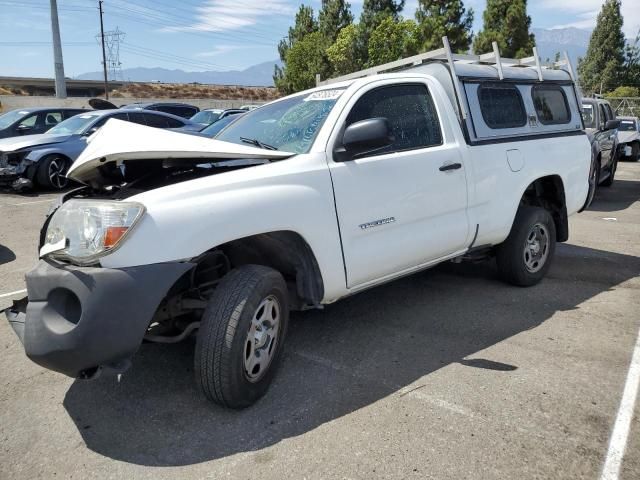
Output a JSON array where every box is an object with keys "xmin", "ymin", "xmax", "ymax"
[{"xmin": 96, "ymin": 27, "xmax": 125, "ymax": 81}]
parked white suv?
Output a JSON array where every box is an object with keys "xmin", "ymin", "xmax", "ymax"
[{"xmin": 5, "ymin": 41, "xmax": 592, "ymax": 408}]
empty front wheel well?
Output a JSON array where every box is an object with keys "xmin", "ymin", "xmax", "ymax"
[
  {"xmin": 209, "ymin": 231, "xmax": 325, "ymax": 308},
  {"xmin": 520, "ymin": 175, "xmax": 568, "ymax": 242}
]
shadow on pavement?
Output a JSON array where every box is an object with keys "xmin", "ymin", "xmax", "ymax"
[
  {"xmin": 0, "ymin": 245, "xmax": 16, "ymax": 266},
  {"xmin": 588, "ymin": 178, "xmax": 640, "ymax": 213},
  {"xmin": 62, "ymin": 242, "xmax": 640, "ymax": 467}
]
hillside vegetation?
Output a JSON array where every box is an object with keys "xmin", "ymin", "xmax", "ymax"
[{"xmin": 110, "ymin": 83, "xmax": 279, "ymax": 101}]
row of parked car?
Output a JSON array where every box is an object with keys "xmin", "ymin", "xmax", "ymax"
[
  {"xmin": 0, "ymin": 101, "xmax": 254, "ymax": 190},
  {"xmin": 581, "ymin": 97, "xmax": 640, "ymax": 196}
]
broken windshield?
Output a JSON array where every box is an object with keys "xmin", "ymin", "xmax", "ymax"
[{"xmin": 216, "ymin": 88, "xmax": 346, "ymax": 153}]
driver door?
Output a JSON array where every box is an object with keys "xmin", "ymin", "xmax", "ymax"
[{"xmin": 328, "ymin": 82, "xmax": 470, "ymax": 288}]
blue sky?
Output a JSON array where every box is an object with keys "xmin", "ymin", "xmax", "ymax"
[{"xmin": 0, "ymin": 0, "xmax": 639, "ymax": 78}]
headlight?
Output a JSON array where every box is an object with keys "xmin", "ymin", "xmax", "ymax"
[{"xmin": 40, "ymin": 199, "xmax": 145, "ymax": 265}]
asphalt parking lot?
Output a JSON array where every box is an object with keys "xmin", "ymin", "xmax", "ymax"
[{"xmin": 1, "ymin": 163, "xmax": 639, "ymax": 480}]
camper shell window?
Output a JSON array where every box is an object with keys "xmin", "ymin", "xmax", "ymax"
[
  {"xmin": 477, "ymin": 83, "xmax": 527, "ymax": 129},
  {"xmin": 532, "ymin": 85, "xmax": 571, "ymax": 125}
]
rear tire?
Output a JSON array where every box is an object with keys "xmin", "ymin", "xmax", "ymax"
[
  {"xmin": 496, "ymin": 207, "xmax": 556, "ymax": 287},
  {"xmin": 195, "ymin": 265, "xmax": 289, "ymax": 408},
  {"xmin": 36, "ymin": 155, "xmax": 69, "ymax": 190}
]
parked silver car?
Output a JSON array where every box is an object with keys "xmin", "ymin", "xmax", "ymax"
[
  {"xmin": 617, "ymin": 116, "xmax": 640, "ymax": 161},
  {"xmin": 0, "ymin": 109, "xmax": 200, "ymax": 191}
]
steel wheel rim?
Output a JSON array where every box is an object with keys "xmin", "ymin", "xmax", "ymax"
[
  {"xmin": 523, "ymin": 223, "xmax": 549, "ymax": 273},
  {"xmin": 48, "ymin": 158, "xmax": 67, "ymax": 189},
  {"xmin": 244, "ymin": 294, "xmax": 281, "ymax": 382}
]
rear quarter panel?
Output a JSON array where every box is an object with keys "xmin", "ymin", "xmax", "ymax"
[{"xmin": 466, "ymin": 133, "xmax": 591, "ymax": 247}]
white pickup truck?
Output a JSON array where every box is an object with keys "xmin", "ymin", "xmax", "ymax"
[{"xmin": 5, "ymin": 40, "xmax": 592, "ymax": 408}]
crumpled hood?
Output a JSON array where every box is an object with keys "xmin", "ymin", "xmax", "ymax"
[
  {"xmin": 67, "ymin": 119, "xmax": 295, "ymax": 183},
  {"xmin": 0, "ymin": 133, "xmax": 72, "ymax": 152},
  {"xmin": 618, "ymin": 131, "xmax": 640, "ymax": 144}
]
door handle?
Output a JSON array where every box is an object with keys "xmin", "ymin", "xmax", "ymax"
[{"xmin": 439, "ymin": 162, "xmax": 462, "ymax": 172}]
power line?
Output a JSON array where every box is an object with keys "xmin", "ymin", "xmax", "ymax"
[
  {"xmin": 116, "ymin": 0, "xmax": 288, "ymax": 40},
  {"xmin": 102, "ymin": 4, "xmax": 280, "ymax": 46},
  {"xmin": 120, "ymin": 43, "xmax": 245, "ymax": 71},
  {"xmin": 0, "ymin": 0, "xmax": 94, "ymax": 11},
  {"xmin": 0, "ymin": 41, "xmax": 95, "ymax": 46}
]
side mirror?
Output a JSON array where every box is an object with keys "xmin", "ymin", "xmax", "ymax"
[
  {"xmin": 83, "ymin": 126, "xmax": 99, "ymax": 136},
  {"xmin": 16, "ymin": 124, "xmax": 32, "ymax": 134},
  {"xmin": 605, "ymin": 119, "xmax": 620, "ymax": 130},
  {"xmin": 334, "ymin": 117, "xmax": 394, "ymax": 161}
]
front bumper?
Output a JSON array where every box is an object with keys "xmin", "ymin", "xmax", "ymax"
[
  {"xmin": 0, "ymin": 165, "xmax": 33, "ymax": 191},
  {"xmin": 4, "ymin": 259, "xmax": 193, "ymax": 378}
]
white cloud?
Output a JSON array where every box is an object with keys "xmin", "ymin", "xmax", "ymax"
[
  {"xmin": 170, "ymin": 0, "xmax": 294, "ymax": 33},
  {"xmin": 194, "ymin": 45, "xmax": 244, "ymax": 57}
]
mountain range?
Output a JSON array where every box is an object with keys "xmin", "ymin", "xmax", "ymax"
[
  {"xmin": 531, "ymin": 27, "xmax": 591, "ymax": 67},
  {"xmin": 75, "ymin": 27, "xmax": 593, "ymax": 86},
  {"xmin": 76, "ymin": 60, "xmax": 281, "ymax": 86}
]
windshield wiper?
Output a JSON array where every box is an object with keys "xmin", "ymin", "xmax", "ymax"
[{"xmin": 240, "ymin": 137, "xmax": 278, "ymax": 151}]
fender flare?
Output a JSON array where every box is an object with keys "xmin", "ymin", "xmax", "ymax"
[{"xmin": 25, "ymin": 147, "xmax": 72, "ymax": 164}]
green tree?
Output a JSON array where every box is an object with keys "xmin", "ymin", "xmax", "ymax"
[
  {"xmin": 473, "ymin": 0, "xmax": 535, "ymax": 59},
  {"xmin": 284, "ymin": 31, "xmax": 330, "ymax": 92},
  {"xmin": 326, "ymin": 24, "xmax": 363, "ymax": 75},
  {"xmin": 621, "ymin": 30, "xmax": 640, "ymax": 90},
  {"xmin": 357, "ymin": 0, "xmax": 405, "ymax": 65},
  {"xmin": 414, "ymin": 0, "xmax": 473, "ymax": 53},
  {"xmin": 274, "ymin": 5, "xmax": 318, "ymax": 92},
  {"xmin": 368, "ymin": 17, "xmax": 419, "ymax": 66},
  {"xmin": 577, "ymin": 0, "xmax": 625, "ymax": 94},
  {"xmin": 319, "ymin": 0, "xmax": 354, "ymax": 43},
  {"xmin": 606, "ymin": 86, "xmax": 640, "ymax": 97}
]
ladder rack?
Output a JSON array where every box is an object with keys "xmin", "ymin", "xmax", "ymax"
[{"xmin": 316, "ymin": 36, "xmax": 579, "ymax": 120}]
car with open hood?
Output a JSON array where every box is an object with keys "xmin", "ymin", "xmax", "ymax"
[
  {"xmin": 616, "ymin": 116, "xmax": 640, "ymax": 161},
  {"xmin": 4, "ymin": 38, "xmax": 593, "ymax": 409},
  {"xmin": 0, "ymin": 108, "xmax": 201, "ymax": 190}
]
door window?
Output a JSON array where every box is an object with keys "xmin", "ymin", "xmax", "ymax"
[
  {"xmin": 18, "ymin": 114, "xmax": 38, "ymax": 128},
  {"xmin": 164, "ymin": 116, "xmax": 185, "ymax": 128},
  {"xmin": 44, "ymin": 112, "xmax": 62, "ymax": 127},
  {"xmin": 127, "ymin": 112, "xmax": 148, "ymax": 125},
  {"xmin": 91, "ymin": 112, "xmax": 130, "ymax": 130},
  {"xmin": 143, "ymin": 113, "xmax": 170, "ymax": 128},
  {"xmin": 345, "ymin": 83, "xmax": 442, "ymax": 157},
  {"xmin": 605, "ymin": 104, "xmax": 615, "ymax": 121}
]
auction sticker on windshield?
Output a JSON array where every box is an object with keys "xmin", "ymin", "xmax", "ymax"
[{"xmin": 304, "ymin": 90, "xmax": 344, "ymax": 101}]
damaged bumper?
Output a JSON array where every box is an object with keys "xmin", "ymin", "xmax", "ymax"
[
  {"xmin": 3, "ymin": 259, "xmax": 193, "ymax": 378},
  {"xmin": 0, "ymin": 153, "xmax": 34, "ymax": 190}
]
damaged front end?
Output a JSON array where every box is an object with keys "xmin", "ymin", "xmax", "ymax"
[
  {"xmin": 4, "ymin": 119, "xmax": 296, "ymax": 379},
  {"xmin": 0, "ymin": 150, "xmax": 36, "ymax": 191}
]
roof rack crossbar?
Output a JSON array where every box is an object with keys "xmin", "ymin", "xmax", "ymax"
[
  {"xmin": 317, "ymin": 36, "xmax": 579, "ymax": 87},
  {"xmin": 532, "ymin": 47, "xmax": 543, "ymax": 81},
  {"xmin": 442, "ymin": 36, "xmax": 468, "ymax": 120},
  {"xmin": 491, "ymin": 41, "xmax": 504, "ymax": 80}
]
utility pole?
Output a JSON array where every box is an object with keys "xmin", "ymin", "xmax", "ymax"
[
  {"xmin": 50, "ymin": 0, "xmax": 67, "ymax": 98},
  {"xmin": 99, "ymin": 1, "xmax": 109, "ymax": 99}
]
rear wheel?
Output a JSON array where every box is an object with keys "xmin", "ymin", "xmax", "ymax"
[
  {"xmin": 195, "ymin": 265, "xmax": 289, "ymax": 408},
  {"xmin": 496, "ymin": 207, "xmax": 556, "ymax": 287},
  {"xmin": 36, "ymin": 155, "xmax": 69, "ymax": 190}
]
